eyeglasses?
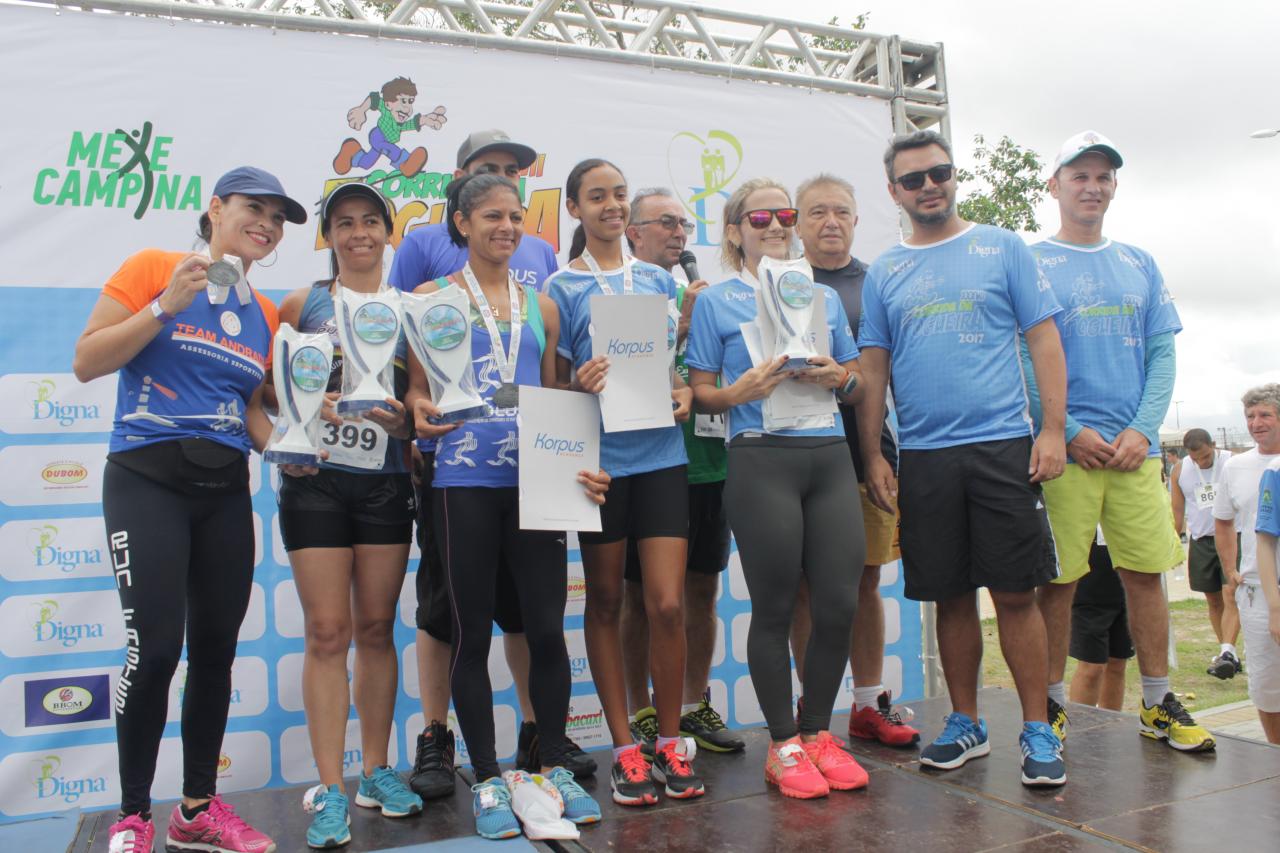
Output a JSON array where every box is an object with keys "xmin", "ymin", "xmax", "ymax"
[
  {"xmin": 893, "ymin": 164, "xmax": 954, "ymax": 191},
  {"xmin": 741, "ymin": 208, "xmax": 799, "ymax": 229},
  {"xmin": 632, "ymin": 215, "xmax": 695, "ymax": 235}
]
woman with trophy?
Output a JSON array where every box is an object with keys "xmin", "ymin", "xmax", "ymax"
[
  {"xmin": 404, "ymin": 172, "xmax": 609, "ymax": 840},
  {"xmin": 545, "ymin": 159, "xmax": 704, "ymax": 808},
  {"xmin": 272, "ymin": 181, "xmax": 422, "ymax": 849},
  {"xmin": 684, "ymin": 177, "xmax": 870, "ymax": 802},
  {"xmin": 73, "ymin": 166, "xmax": 306, "ymax": 853}
]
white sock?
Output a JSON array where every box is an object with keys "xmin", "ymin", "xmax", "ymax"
[
  {"xmin": 1140, "ymin": 675, "xmax": 1170, "ymax": 708},
  {"xmin": 680, "ymin": 702, "xmax": 701, "ymax": 716},
  {"xmin": 853, "ymin": 685, "xmax": 883, "ymax": 710},
  {"xmin": 1048, "ymin": 681, "xmax": 1067, "ymax": 706},
  {"xmin": 1222, "ymin": 643, "xmax": 1238, "ymax": 657}
]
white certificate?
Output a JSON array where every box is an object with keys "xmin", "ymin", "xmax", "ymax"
[
  {"xmin": 590, "ymin": 294, "xmax": 676, "ymax": 433},
  {"xmin": 518, "ymin": 386, "xmax": 603, "ymax": 532}
]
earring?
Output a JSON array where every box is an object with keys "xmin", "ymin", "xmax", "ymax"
[{"xmin": 257, "ymin": 249, "xmax": 279, "ymax": 268}]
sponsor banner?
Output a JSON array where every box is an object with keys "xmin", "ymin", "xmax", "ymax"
[
  {"xmin": 0, "ymin": 444, "xmax": 107, "ymax": 507},
  {"xmin": 563, "ymin": 694, "xmax": 610, "ymax": 751},
  {"xmin": 281, "ymin": 719, "xmax": 399, "ymax": 785},
  {"xmin": 154, "ymin": 731, "xmax": 272, "ymax": 799},
  {"xmin": 0, "ymin": 516, "xmax": 111, "ymax": 582},
  {"xmin": 565, "ymin": 629, "xmax": 592, "ymax": 685},
  {"xmin": 0, "ymin": 668, "xmax": 116, "ymax": 736},
  {"xmin": 0, "ymin": 590, "xmax": 125, "ymax": 658},
  {"xmin": 0, "ymin": 742, "xmax": 117, "ymax": 816},
  {"xmin": 275, "ymin": 649, "xmax": 355, "ymax": 714},
  {"xmin": 166, "ymin": 657, "xmax": 269, "ymax": 722},
  {"xmin": 565, "ymin": 562, "xmax": 587, "ymax": 618},
  {"xmin": 0, "ymin": 374, "xmax": 115, "ymax": 435}
]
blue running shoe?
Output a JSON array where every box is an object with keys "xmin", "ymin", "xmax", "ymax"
[
  {"xmin": 305, "ymin": 784, "xmax": 352, "ymax": 849},
  {"xmin": 472, "ymin": 777, "xmax": 521, "ymax": 839},
  {"xmin": 355, "ymin": 766, "xmax": 424, "ymax": 817},
  {"xmin": 919, "ymin": 712, "xmax": 991, "ymax": 770},
  {"xmin": 545, "ymin": 767, "xmax": 602, "ymax": 825},
  {"xmin": 1020, "ymin": 721, "xmax": 1066, "ymax": 787}
]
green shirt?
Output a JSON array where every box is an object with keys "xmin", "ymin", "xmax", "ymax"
[
  {"xmin": 369, "ymin": 92, "xmax": 419, "ymax": 145},
  {"xmin": 676, "ymin": 284, "xmax": 726, "ymax": 484}
]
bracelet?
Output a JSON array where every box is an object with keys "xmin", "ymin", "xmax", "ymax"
[
  {"xmin": 149, "ymin": 298, "xmax": 175, "ymax": 324},
  {"xmin": 838, "ymin": 367, "xmax": 858, "ymax": 397}
]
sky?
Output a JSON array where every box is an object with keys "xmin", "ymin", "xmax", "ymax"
[{"xmin": 724, "ymin": 0, "xmax": 1280, "ymax": 439}]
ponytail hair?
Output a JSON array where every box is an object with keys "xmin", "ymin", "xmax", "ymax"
[
  {"xmin": 445, "ymin": 173, "xmax": 521, "ymax": 248},
  {"xmin": 565, "ymin": 158, "xmax": 624, "ymax": 262}
]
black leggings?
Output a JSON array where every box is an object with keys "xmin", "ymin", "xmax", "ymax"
[
  {"xmin": 724, "ymin": 437, "xmax": 864, "ymax": 740},
  {"xmin": 103, "ymin": 461, "xmax": 255, "ymax": 815},
  {"xmin": 435, "ymin": 486, "xmax": 571, "ymax": 779}
]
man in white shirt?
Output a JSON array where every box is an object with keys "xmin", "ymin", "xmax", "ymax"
[
  {"xmin": 1213, "ymin": 384, "xmax": 1280, "ymax": 735},
  {"xmin": 1170, "ymin": 429, "xmax": 1239, "ymax": 677}
]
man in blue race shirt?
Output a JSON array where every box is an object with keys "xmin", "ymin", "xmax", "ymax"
[
  {"xmin": 859, "ymin": 130, "xmax": 1068, "ymax": 787},
  {"xmin": 1025, "ymin": 131, "xmax": 1214, "ymax": 754}
]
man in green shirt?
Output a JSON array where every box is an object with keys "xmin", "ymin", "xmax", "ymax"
[{"xmin": 619, "ymin": 187, "xmax": 744, "ymax": 754}]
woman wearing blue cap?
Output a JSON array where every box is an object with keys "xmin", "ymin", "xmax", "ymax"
[{"xmin": 74, "ymin": 166, "xmax": 305, "ymax": 853}]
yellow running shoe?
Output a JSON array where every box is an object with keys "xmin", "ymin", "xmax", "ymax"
[
  {"xmin": 1139, "ymin": 692, "xmax": 1216, "ymax": 752},
  {"xmin": 1048, "ymin": 697, "xmax": 1069, "ymax": 743}
]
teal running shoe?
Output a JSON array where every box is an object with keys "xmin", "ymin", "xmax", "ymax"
[
  {"xmin": 355, "ymin": 766, "xmax": 424, "ymax": 818},
  {"xmin": 472, "ymin": 777, "xmax": 521, "ymax": 840},
  {"xmin": 305, "ymin": 784, "xmax": 351, "ymax": 849},
  {"xmin": 546, "ymin": 767, "xmax": 601, "ymax": 825}
]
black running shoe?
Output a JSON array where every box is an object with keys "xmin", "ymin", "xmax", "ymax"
[
  {"xmin": 629, "ymin": 706, "xmax": 659, "ymax": 757},
  {"xmin": 1208, "ymin": 650, "xmax": 1242, "ymax": 680},
  {"xmin": 517, "ymin": 720, "xmax": 597, "ymax": 778},
  {"xmin": 561, "ymin": 735, "xmax": 598, "ymax": 778},
  {"xmin": 679, "ymin": 693, "xmax": 745, "ymax": 753},
  {"xmin": 409, "ymin": 720, "xmax": 456, "ymax": 799}
]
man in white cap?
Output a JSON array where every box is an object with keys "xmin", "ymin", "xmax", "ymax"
[{"xmin": 1025, "ymin": 131, "xmax": 1215, "ymax": 752}]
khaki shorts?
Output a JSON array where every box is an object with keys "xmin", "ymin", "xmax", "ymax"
[
  {"xmin": 860, "ymin": 483, "xmax": 900, "ymax": 567},
  {"xmin": 1042, "ymin": 458, "xmax": 1183, "ymax": 585}
]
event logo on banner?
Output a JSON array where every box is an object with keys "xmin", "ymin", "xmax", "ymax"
[
  {"xmin": 0, "ymin": 592, "xmax": 123, "ymax": 658},
  {"xmin": 0, "ymin": 374, "xmax": 115, "ymax": 435},
  {"xmin": 32, "ymin": 123, "xmax": 204, "ymax": 220},
  {"xmin": 0, "ymin": 517, "xmax": 110, "ymax": 582},
  {"xmin": 668, "ymin": 129, "xmax": 742, "ymax": 247},
  {"xmin": 23, "ymin": 674, "xmax": 112, "ymax": 728},
  {"xmin": 31, "ymin": 753, "xmax": 109, "ymax": 808}
]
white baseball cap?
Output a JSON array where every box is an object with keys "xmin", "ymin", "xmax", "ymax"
[{"xmin": 1051, "ymin": 130, "xmax": 1123, "ymax": 174}]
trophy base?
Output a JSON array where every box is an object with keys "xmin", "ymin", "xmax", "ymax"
[
  {"xmin": 264, "ymin": 448, "xmax": 322, "ymax": 466},
  {"xmin": 337, "ymin": 398, "xmax": 397, "ymax": 417},
  {"xmin": 781, "ymin": 356, "xmax": 817, "ymax": 371},
  {"xmin": 432, "ymin": 402, "xmax": 492, "ymax": 424}
]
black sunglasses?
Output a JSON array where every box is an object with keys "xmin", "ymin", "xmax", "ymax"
[
  {"xmin": 632, "ymin": 214, "xmax": 695, "ymax": 235},
  {"xmin": 893, "ymin": 164, "xmax": 955, "ymax": 191}
]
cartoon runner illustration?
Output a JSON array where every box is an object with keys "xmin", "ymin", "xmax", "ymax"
[
  {"xmin": 488, "ymin": 431, "xmax": 518, "ymax": 467},
  {"xmin": 333, "ymin": 77, "xmax": 447, "ymax": 178}
]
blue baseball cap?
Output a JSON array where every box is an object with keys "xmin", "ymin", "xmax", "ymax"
[{"xmin": 211, "ymin": 166, "xmax": 308, "ymax": 224}]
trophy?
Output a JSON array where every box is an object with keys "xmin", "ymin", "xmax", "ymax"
[
  {"xmin": 334, "ymin": 286, "xmax": 402, "ymax": 416},
  {"xmin": 758, "ymin": 256, "xmax": 818, "ymax": 370},
  {"xmin": 263, "ymin": 324, "xmax": 333, "ymax": 465},
  {"xmin": 206, "ymin": 254, "xmax": 251, "ymax": 306},
  {"xmin": 402, "ymin": 288, "xmax": 491, "ymax": 422}
]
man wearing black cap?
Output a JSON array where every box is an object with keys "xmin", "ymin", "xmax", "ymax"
[{"xmin": 389, "ymin": 130, "xmax": 588, "ymax": 799}]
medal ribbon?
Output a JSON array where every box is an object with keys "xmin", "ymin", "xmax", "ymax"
[
  {"xmin": 580, "ymin": 249, "xmax": 633, "ymax": 295},
  {"xmin": 460, "ymin": 265, "xmax": 521, "ymax": 386}
]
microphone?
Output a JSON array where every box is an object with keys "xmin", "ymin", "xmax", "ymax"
[{"xmin": 678, "ymin": 250, "xmax": 700, "ymax": 283}]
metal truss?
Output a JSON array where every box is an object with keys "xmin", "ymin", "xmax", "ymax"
[{"xmin": 19, "ymin": 0, "xmax": 947, "ymax": 135}]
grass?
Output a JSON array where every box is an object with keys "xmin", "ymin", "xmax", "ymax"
[{"xmin": 981, "ymin": 598, "xmax": 1250, "ymax": 715}]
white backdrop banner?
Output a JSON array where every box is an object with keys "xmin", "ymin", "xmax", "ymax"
[{"xmin": 0, "ymin": 3, "xmax": 922, "ymax": 822}]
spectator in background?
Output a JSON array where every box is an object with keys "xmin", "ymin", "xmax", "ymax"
[{"xmin": 1068, "ymin": 534, "xmax": 1132, "ymax": 711}]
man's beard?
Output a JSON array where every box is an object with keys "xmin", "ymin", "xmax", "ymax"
[{"xmin": 908, "ymin": 201, "xmax": 954, "ymax": 226}]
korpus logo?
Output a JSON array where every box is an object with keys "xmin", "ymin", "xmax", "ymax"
[
  {"xmin": 31, "ymin": 599, "xmax": 105, "ymax": 648},
  {"xmin": 32, "ymin": 755, "xmax": 107, "ymax": 804},
  {"xmin": 533, "ymin": 433, "xmax": 585, "ymax": 458},
  {"xmin": 29, "ymin": 378, "xmax": 102, "ymax": 427},
  {"xmin": 667, "ymin": 130, "xmax": 743, "ymax": 246}
]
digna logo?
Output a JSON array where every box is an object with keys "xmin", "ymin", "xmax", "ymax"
[
  {"xmin": 29, "ymin": 524, "xmax": 104, "ymax": 574},
  {"xmin": 533, "ymin": 434, "xmax": 585, "ymax": 457},
  {"xmin": 32, "ymin": 755, "xmax": 107, "ymax": 804},
  {"xmin": 32, "ymin": 599, "xmax": 105, "ymax": 648},
  {"xmin": 28, "ymin": 378, "xmax": 102, "ymax": 427}
]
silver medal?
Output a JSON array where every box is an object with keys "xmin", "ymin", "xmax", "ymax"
[{"xmin": 494, "ymin": 383, "xmax": 520, "ymax": 409}]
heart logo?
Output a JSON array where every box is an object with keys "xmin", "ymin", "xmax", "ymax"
[{"xmin": 666, "ymin": 130, "xmax": 744, "ymax": 225}]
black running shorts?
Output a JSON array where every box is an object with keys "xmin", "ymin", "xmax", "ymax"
[{"xmin": 277, "ymin": 468, "xmax": 415, "ymax": 550}]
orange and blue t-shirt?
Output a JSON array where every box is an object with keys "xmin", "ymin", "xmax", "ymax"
[{"xmin": 102, "ymin": 248, "xmax": 278, "ymax": 454}]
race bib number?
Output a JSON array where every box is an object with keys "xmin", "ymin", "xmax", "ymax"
[
  {"xmin": 694, "ymin": 412, "xmax": 726, "ymax": 438},
  {"xmin": 321, "ymin": 418, "xmax": 387, "ymax": 470},
  {"xmin": 1194, "ymin": 481, "xmax": 1218, "ymax": 508}
]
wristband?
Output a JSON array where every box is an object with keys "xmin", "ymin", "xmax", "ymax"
[
  {"xmin": 838, "ymin": 368, "xmax": 858, "ymax": 397},
  {"xmin": 150, "ymin": 299, "xmax": 175, "ymax": 324}
]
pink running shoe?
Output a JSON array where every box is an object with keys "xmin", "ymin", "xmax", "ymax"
[
  {"xmin": 803, "ymin": 731, "xmax": 869, "ymax": 790},
  {"xmin": 166, "ymin": 796, "xmax": 277, "ymax": 853},
  {"xmin": 107, "ymin": 813, "xmax": 155, "ymax": 853},
  {"xmin": 764, "ymin": 736, "xmax": 829, "ymax": 799}
]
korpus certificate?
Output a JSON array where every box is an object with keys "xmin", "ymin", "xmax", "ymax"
[
  {"xmin": 518, "ymin": 386, "xmax": 603, "ymax": 532},
  {"xmin": 589, "ymin": 293, "xmax": 675, "ymax": 433}
]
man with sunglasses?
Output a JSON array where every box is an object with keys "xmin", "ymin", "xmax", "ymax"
[
  {"xmin": 859, "ymin": 130, "xmax": 1069, "ymax": 787},
  {"xmin": 618, "ymin": 188, "xmax": 744, "ymax": 755},
  {"xmin": 787, "ymin": 173, "xmax": 921, "ymax": 748},
  {"xmin": 1025, "ymin": 131, "xmax": 1212, "ymax": 753}
]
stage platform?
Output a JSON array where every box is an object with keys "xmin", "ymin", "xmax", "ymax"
[{"xmin": 69, "ymin": 688, "xmax": 1280, "ymax": 852}]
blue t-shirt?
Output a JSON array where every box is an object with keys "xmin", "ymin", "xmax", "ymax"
[
  {"xmin": 860, "ymin": 223, "xmax": 1061, "ymax": 450},
  {"xmin": 684, "ymin": 274, "xmax": 858, "ymax": 441},
  {"xmin": 389, "ymin": 223, "xmax": 559, "ymax": 293},
  {"xmin": 104, "ymin": 249, "xmax": 276, "ymax": 455},
  {"xmin": 296, "ymin": 282, "xmax": 409, "ymax": 474},
  {"xmin": 1257, "ymin": 461, "xmax": 1280, "ymax": 538},
  {"xmin": 431, "ymin": 282, "xmax": 546, "ymax": 488},
  {"xmin": 1030, "ymin": 238, "xmax": 1181, "ymax": 454},
  {"xmin": 546, "ymin": 258, "xmax": 687, "ymax": 478}
]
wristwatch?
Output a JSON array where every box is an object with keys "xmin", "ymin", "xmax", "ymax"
[
  {"xmin": 838, "ymin": 368, "xmax": 858, "ymax": 397},
  {"xmin": 150, "ymin": 299, "xmax": 175, "ymax": 324}
]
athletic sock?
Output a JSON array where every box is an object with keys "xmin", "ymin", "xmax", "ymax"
[
  {"xmin": 1222, "ymin": 643, "xmax": 1238, "ymax": 657},
  {"xmin": 1047, "ymin": 681, "xmax": 1067, "ymax": 706},
  {"xmin": 179, "ymin": 801, "xmax": 210, "ymax": 821},
  {"xmin": 1140, "ymin": 675, "xmax": 1170, "ymax": 708},
  {"xmin": 852, "ymin": 685, "xmax": 883, "ymax": 710},
  {"xmin": 680, "ymin": 702, "xmax": 701, "ymax": 716}
]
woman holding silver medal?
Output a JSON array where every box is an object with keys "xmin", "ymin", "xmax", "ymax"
[
  {"xmin": 684, "ymin": 177, "xmax": 869, "ymax": 803},
  {"xmin": 273, "ymin": 182, "xmax": 421, "ymax": 849},
  {"xmin": 405, "ymin": 172, "xmax": 609, "ymax": 840},
  {"xmin": 545, "ymin": 159, "xmax": 704, "ymax": 808}
]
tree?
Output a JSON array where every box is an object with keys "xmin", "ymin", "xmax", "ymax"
[{"xmin": 956, "ymin": 134, "xmax": 1047, "ymax": 233}]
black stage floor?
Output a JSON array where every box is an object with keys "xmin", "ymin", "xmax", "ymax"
[{"xmin": 70, "ymin": 688, "xmax": 1280, "ymax": 852}]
